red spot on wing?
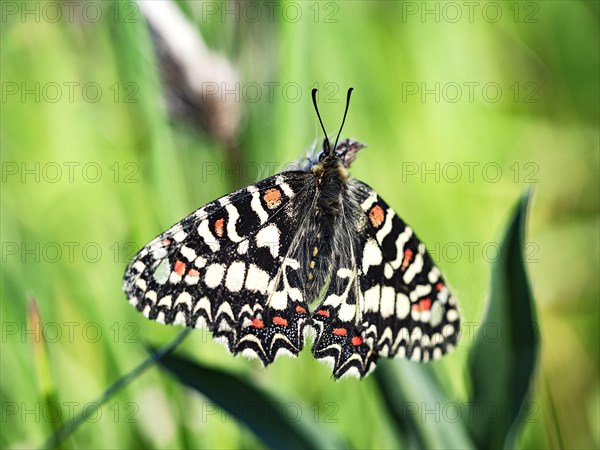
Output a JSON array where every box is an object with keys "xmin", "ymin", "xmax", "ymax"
[
  {"xmin": 412, "ymin": 298, "xmax": 432, "ymax": 312},
  {"xmin": 263, "ymin": 188, "xmax": 282, "ymax": 209},
  {"xmin": 187, "ymin": 269, "xmax": 200, "ymax": 277},
  {"xmin": 214, "ymin": 218, "xmax": 225, "ymax": 237},
  {"xmin": 351, "ymin": 336, "xmax": 363, "ymax": 346},
  {"xmin": 316, "ymin": 310, "xmax": 330, "ymax": 317},
  {"xmin": 161, "ymin": 239, "xmax": 171, "ymax": 246},
  {"xmin": 369, "ymin": 205, "xmax": 385, "ymax": 228},
  {"xmin": 295, "ymin": 305, "xmax": 307, "ymax": 314},
  {"xmin": 401, "ymin": 248, "xmax": 414, "ymax": 270},
  {"xmin": 436, "ymin": 282, "xmax": 445, "ymax": 291},
  {"xmin": 251, "ymin": 318, "xmax": 264, "ymax": 329},
  {"xmin": 273, "ymin": 316, "xmax": 288, "ymax": 327},
  {"xmin": 332, "ymin": 328, "xmax": 347, "ymax": 336},
  {"xmin": 174, "ymin": 260, "xmax": 186, "ymax": 276}
]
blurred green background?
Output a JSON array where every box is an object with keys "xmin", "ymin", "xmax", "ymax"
[{"xmin": 1, "ymin": 1, "xmax": 598, "ymax": 448}]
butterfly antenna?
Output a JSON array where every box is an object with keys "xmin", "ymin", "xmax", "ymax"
[
  {"xmin": 332, "ymin": 87, "xmax": 354, "ymax": 153},
  {"xmin": 312, "ymin": 88, "xmax": 331, "ymax": 154}
]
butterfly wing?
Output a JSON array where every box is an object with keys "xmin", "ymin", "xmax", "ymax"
[
  {"xmin": 123, "ymin": 172, "xmax": 317, "ymax": 364},
  {"xmin": 310, "ymin": 179, "xmax": 460, "ymax": 378}
]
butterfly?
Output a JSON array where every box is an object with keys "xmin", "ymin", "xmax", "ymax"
[{"xmin": 123, "ymin": 88, "xmax": 460, "ymax": 379}]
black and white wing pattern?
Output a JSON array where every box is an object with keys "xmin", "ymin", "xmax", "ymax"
[
  {"xmin": 123, "ymin": 172, "xmax": 318, "ymax": 364},
  {"xmin": 310, "ymin": 179, "xmax": 460, "ymax": 378},
  {"xmin": 123, "ymin": 134, "xmax": 461, "ymax": 379}
]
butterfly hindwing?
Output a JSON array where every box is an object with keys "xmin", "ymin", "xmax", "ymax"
[
  {"xmin": 123, "ymin": 172, "xmax": 315, "ymax": 364},
  {"xmin": 356, "ymin": 181, "xmax": 460, "ymax": 357}
]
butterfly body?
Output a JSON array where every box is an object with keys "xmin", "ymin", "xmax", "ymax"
[{"xmin": 123, "ymin": 138, "xmax": 460, "ymax": 379}]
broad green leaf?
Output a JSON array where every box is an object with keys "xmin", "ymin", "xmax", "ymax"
[
  {"xmin": 157, "ymin": 352, "xmax": 345, "ymax": 450},
  {"xmin": 375, "ymin": 360, "xmax": 474, "ymax": 450},
  {"xmin": 467, "ymin": 190, "xmax": 539, "ymax": 449}
]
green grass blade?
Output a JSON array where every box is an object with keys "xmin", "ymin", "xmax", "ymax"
[
  {"xmin": 43, "ymin": 329, "xmax": 192, "ymax": 449},
  {"xmin": 157, "ymin": 352, "xmax": 346, "ymax": 450},
  {"xmin": 467, "ymin": 190, "xmax": 539, "ymax": 449},
  {"xmin": 375, "ymin": 360, "xmax": 474, "ymax": 449}
]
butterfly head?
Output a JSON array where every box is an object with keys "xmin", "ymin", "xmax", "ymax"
[{"xmin": 313, "ymin": 138, "xmax": 366, "ymax": 170}]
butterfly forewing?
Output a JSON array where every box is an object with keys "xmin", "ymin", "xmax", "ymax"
[{"xmin": 123, "ymin": 172, "xmax": 317, "ymax": 364}]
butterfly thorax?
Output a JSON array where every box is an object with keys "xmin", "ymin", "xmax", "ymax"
[{"xmin": 311, "ymin": 153, "xmax": 350, "ymax": 217}]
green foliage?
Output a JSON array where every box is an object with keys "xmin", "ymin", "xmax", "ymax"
[
  {"xmin": 375, "ymin": 360, "xmax": 474, "ymax": 449},
  {"xmin": 467, "ymin": 190, "xmax": 539, "ymax": 449},
  {"xmin": 156, "ymin": 350, "xmax": 345, "ymax": 450}
]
